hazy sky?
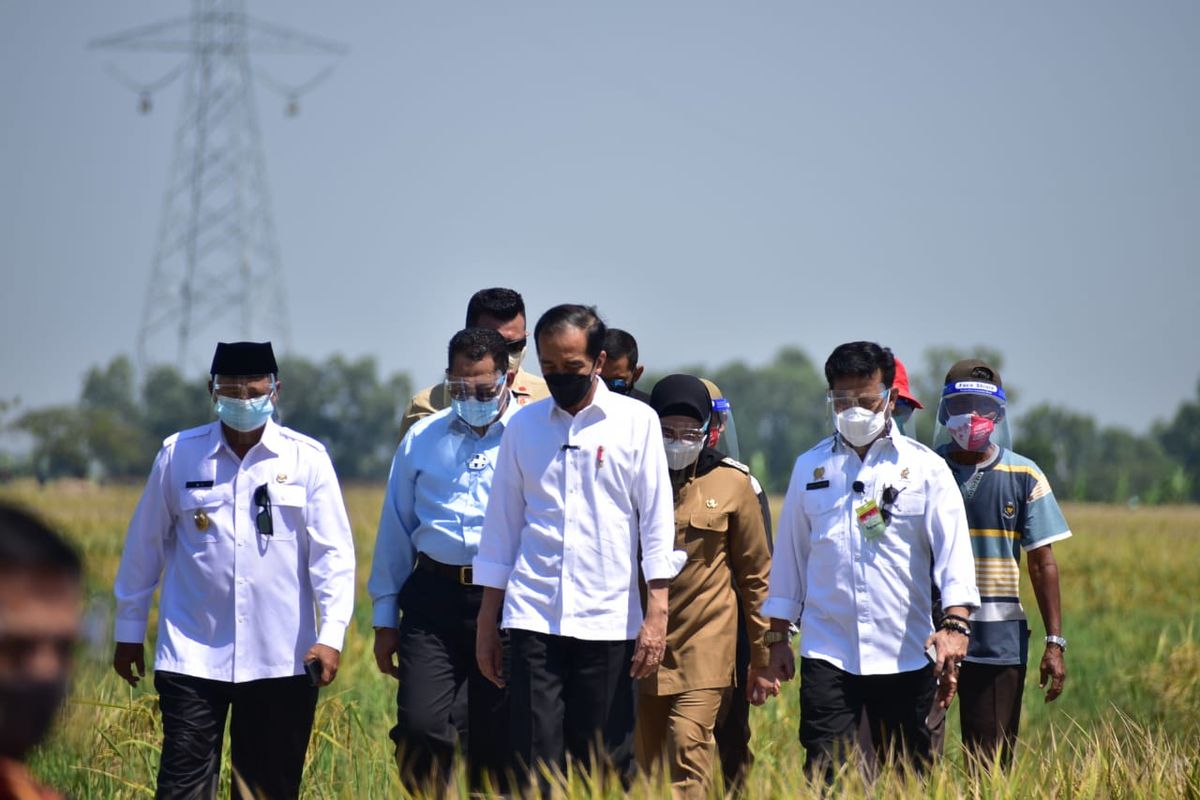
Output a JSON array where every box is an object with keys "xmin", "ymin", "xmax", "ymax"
[{"xmin": 2, "ymin": 1, "xmax": 1197, "ymax": 433}]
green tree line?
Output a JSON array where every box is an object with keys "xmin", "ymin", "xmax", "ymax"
[{"xmin": 3, "ymin": 347, "xmax": 1198, "ymax": 503}]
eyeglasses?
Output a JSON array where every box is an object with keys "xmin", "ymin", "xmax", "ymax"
[
  {"xmin": 880, "ymin": 484, "xmax": 901, "ymax": 526},
  {"xmin": 213, "ymin": 379, "xmax": 276, "ymax": 400},
  {"xmin": 827, "ymin": 388, "xmax": 891, "ymax": 413},
  {"xmin": 505, "ymin": 337, "xmax": 527, "ymax": 354},
  {"xmin": 444, "ymin": 373, "xmax": 506, "ymax": 402},
  {"xmin": 662, "ymin": 425, "xmax": 707, "ymax": 445},
  {"xmin": 253, "ymin": 484, "xmax": 273, "ymax": 536}
]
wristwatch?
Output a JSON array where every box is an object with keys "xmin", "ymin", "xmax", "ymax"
[
  {"xmin": 764, "ymin": 630, "xmax": 790, "ymax": 646},
  {"xmin": 1045, "ymin": 635, "xmax": 1067, "ymax": 651}
]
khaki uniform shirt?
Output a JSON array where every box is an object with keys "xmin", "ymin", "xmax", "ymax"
[
  {"xmin": 641, "ymin": 456, "xmax": 773, "ymax": 696},
  {"xmin": 397, "ymin": 369, "xmax": 549, "ymax": 441}
]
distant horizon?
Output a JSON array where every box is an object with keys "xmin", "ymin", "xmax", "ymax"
[{"xmin": 3, "ymin": 2, "xmax": 1197, "ymax": 434}]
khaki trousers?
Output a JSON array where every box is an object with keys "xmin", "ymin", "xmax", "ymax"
[{"xmin": 635, "ymin": 688, "xmax": 725, "ymax": 799}]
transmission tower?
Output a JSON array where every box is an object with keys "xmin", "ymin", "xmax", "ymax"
[{"xmin": 91, "ymin": 1, "xmax": 346, "ymax": 371}]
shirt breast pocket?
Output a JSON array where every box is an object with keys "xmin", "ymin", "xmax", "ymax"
[
  {"xmin": 178, "ymin": 487, "xmax": 228, "ymax": 544},
  {"xmin": 683, "ymin": 511, "xmax": 728, "ymax": 564},
  {"xmin": 268, "ymin": 484, "xmax": 307, "ymax": 542},
  {"xmin": 889, "ymin": 487, "xmax": 926, "ymax": 518}
]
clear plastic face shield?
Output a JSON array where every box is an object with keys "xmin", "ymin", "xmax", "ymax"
[
  {"xmin": 932, "ymin": 380, "xmax": 1012, "ymax": 454},
  {"xmin": 705, "ymin": 396, "xmax": 741, "ymax": 461}
]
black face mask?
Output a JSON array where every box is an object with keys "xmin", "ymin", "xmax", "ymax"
[
  {"xmin": 545, "ymin": 371, "xmax": 595, "ymax": 410},
  {"xmin": 604, "ymin": 377, "xmax": 632, "ymax": 395},
  {"xmin": 0, "ymin": 676, "xmax": 68, "ymax": 759}
]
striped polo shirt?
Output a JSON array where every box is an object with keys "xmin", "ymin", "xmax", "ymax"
[{"xmin": 945, "ymin": 448, "xmax": 1071, "ymax": 666}]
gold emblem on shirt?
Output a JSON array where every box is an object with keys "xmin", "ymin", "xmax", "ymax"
[
  {"xmin": 813, "ymin": 466, "xmax": 825, "ymax": 480},
  {"xmin": 705, "ymin": 498, "xmax": 718, "ymax": 509},
  {"xmin": 276, "ymin": 473, "xmax": 288, "ymax": 483},
  {"xmin": 900, "ymin": 467, "xmax": 910, "ymax": 480},
  {"xmin": 193, "ymin": 510, "xmax": 210, "ymax": 531}
]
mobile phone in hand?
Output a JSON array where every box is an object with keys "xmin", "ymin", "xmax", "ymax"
[
  {"xmin": 305, "ymin": 658, "xmax": 323, "ymax": 687},
  {"xmin": 925, "ymin": 643, "xmax": 938, "ymax": 664}
]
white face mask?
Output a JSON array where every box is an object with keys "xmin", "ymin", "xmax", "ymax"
[
  {"xmin": 664, "ymin": 440, "xmax": 704, "ymax": 471},
  {"xmin": 836, "ymin": 406, "xmax": 888, "ymax": 448}
]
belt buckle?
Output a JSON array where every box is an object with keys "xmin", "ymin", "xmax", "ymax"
[{"xmin": 459, "ymin": 565, "xmax": 473, "ymax": 585}]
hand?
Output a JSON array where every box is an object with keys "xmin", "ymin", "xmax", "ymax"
[
  {"xmin": 1039, "ymin": 644, "xmax": 1066, "ymax": 702},
  {"xmin": 113, "ymin": 642, "xmax": 146, "ymax": 687},
  {"xmin": 303, "ymin": 643, "xmax": 340, "ymax": 687},
  {"xmin": 925, "ymin": 628, "xmax": 968, "ymax": 708},
  {"xmin": 768, "ymin": 641, "xmax": 796, "ymax": 682},
  {"xmin": 630, "ymin": 610, "xmax": 668, "ymax": 679},
  {"xmin": 746, "ymin": 664, "xmax": 781, "ymax": 705},
  {"xmin": 476, "ymin": 621, "xmax": 506, "ymax": 689},
  {"xmin": 373, "ymin": 627, "xmax": 401, "ymax": 679}
]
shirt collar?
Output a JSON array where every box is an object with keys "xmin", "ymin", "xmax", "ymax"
[
  {"xmin": 549, "ymin": 375, "xmax": 610, "ymax": 422},
  {"xmin": 207, "ymin": 417, "xmax": 284, "ymax": 458}
]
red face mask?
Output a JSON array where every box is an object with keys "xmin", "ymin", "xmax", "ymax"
[{"xmin": 947, "ymin": 414, "xmax": 994, "ymax": 451}]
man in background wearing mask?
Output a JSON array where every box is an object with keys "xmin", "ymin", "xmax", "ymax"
[
  {"xmin": 368, "ymin": 328, "xmax": 518, "ymax": 791},
  {"xmin": 636, "ymin": 374, "xmax": 776, "ymax": 799},
  {"xmin": 762, "ymin": 341, "xmax": 978, "ymax": 781},
  {"xmin": 0, "ymin": 504, "xmax": 81, "ymax": 800},
  {"xmin": 891, "ymin": 357, "xmax": 924, "ymax": 437},
  {"xmin": 474, "ymin": 304, "xmax": 681, "ymax": 793},
  {"xmin": 934, "ymin": 359, "xmax": 1069, "ymax": 768},
  {"xmin": 600, "ymin": 328, "xmax": 650, "ymax": 403},
  {"xmin": 398, "ymin": 287, "xmax": 548, "ymax": 440},
  {"xmin": 113, "ymin": 341, "xmax": 356, "ymax": 800}
]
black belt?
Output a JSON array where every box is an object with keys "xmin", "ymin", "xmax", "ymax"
[{"xmin": 416, "ymin": 553, "xmax": 474, "ymax": 586}]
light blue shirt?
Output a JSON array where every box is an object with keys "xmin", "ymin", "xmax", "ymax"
[{"xmin": 368, "ymin": 399, "xmax": 520, "ymax": 628}]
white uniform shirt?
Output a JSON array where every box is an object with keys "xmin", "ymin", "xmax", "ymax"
[
  {"xmin": 762, "ymin": 431, "xmax": 979, "ymax": 675},
  {"xmin": 114, "ymin": 420, "xmax": 356, "ymax": 683},
  {"xmin": 473, "ymin": 380, "xmax": 684, "ymax": 641}
]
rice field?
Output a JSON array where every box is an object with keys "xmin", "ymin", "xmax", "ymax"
[{"xmin": 3, "ymin": 481, "xmax": 1199, "ymax": 798}]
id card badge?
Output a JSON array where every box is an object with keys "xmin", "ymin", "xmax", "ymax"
[{"xmin": 855, "ymin": 499, "xmax": 886, "ymax": 541}]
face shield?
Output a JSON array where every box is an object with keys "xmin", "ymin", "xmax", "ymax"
[
  {"xmin": 706, "ymin": 396, "xmax": 741, "ymax": 461},
  {"xmin": 932, "ymin": 380, "xmax": 1011, "ymax": 454}
]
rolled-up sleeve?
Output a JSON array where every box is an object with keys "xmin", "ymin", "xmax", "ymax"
[
  {"xmin": 926, "ymin": 461, "xmax": 980, "ymax": 611},
  {"xmin": 306, "ymin": 453, "xmax": 357, "ymax": 651},
  {"xmin": 367, "ymin": 436, "xmax": 419, "ymax": 628},
  {"xmin": 634, "ymin": 413, "xmax": 685, "ymax": 581},
  {"xmin": 114, "ymin": 448, "xmax": 172, "ymax": 643},
  {"xmin": 474, "ymin": 419, "xmax": 525, "ymax": 589},
  {"xmin": 762, "ymin": 460, "xmax": 811, "ymax": 623}
]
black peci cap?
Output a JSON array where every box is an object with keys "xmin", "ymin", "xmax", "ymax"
[{"xmin": 210, "ymin": 341, "xmax": 278, "ymax": 377}]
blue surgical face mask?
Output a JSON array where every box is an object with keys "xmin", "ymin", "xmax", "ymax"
[
  {"xmin": 453, "ymin": 393, "xmax": 505, "ymax": 428},
  {"xmin": 214, "ymin": 394, "xmax": 275, "ymax": 432}
]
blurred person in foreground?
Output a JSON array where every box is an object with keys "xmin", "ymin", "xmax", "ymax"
[
  {"xmin": 635, "ymin": 374, "xmax": 776, "ymax": 799},
  {"xmin": 368, "ymin": 328, "xmax": 518, "ymax": 790},
  {"xmin": 599, "ymin": 328, "xmax": 650, "ymax": 403},
  {"xmin": 398, "ymin": 287, "xmax": 548, "ymax": 439},
  {"xmin": 933, "ymin": 358, "xmax": 1069, "ymax": 768},
  {"xmin": 473, "ymin": 304, "xmax": 683, "ymax": 794},
  {"xmin": 762, "ymin": 341, "xmax": 979, "ymax": 782},
  {"xmin": 0, "ymin": 504, "xmax": 82, "ymax": 800},
  {"xmin": 112, "ymin": 341, "xmax": 356, "ymax": 800}
]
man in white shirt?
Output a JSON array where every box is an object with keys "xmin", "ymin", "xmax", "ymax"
[
  {"xmin": 473, "ymin": 304, "xmax": 682, "ymax": 791},
  {"xmin": 112, "ymin": 341, "xmax": 356, "ymax": 800},
  {"xmin": 763, "ymin": 341, "xmax": 979, "ymax": 781}
]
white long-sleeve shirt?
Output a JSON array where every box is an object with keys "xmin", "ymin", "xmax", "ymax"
[
  {"xmin": 473, "ymin": 381, "xmax": 684, "ymax": 641},
  {"xmin": 113, "ymin": 420, "xmax": 356, "ymax": 683},
  {"xmin": 762, "ymin": 431, "xmax": 979, "ymax": 675}
]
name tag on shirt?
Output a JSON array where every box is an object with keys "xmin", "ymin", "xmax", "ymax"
[
  {"xmin": 855, "ymin": 499, "xmax": 886, "ymax": 541},
  {"xmin": 806, "ymin": 480, "xmax": 830, "ymax": 490},
  {"xmin": 185, "ymin": 480, "xmax": 215, "ymax": 489}
]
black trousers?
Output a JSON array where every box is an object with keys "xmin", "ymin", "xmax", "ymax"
[
  {"xmin": 799, "ymin": 658, "xmax": 935, "ymax": 783},
  {"xmin": 958, "ymin": 662, "xmax": 1026, "ymax": 768},
  {"xmin": 392, "ymin": 567, "xmax": 509, "ymax": 789},
  {"xmin": 713, "ymin": 603, "xmax": 754, "ymax": 790},
  {"xmin": 154, "ymin": 671, "xmax": 317, "ymax": 800},
  {"xmin": 508, "ymin": 630, "xmax": 637, "ymax": 793}
]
